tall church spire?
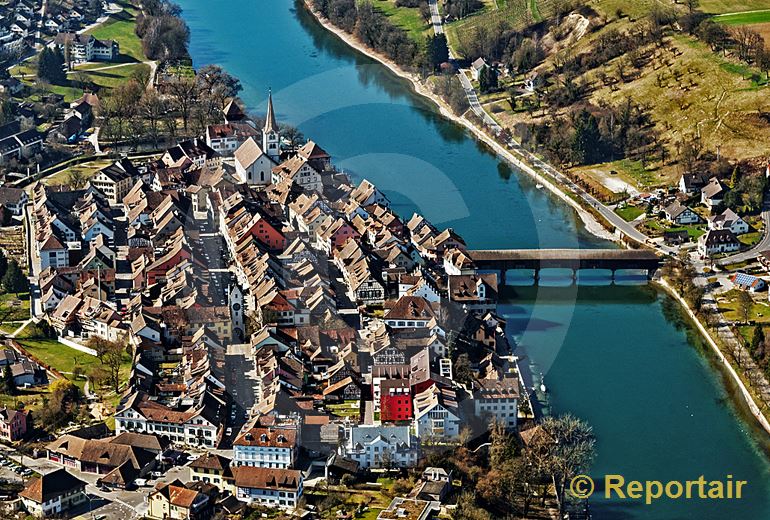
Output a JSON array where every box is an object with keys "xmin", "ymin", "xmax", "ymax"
[
  {"xmin": 262, "ymin": 88, "xmax": 280, "ymax": 162},
  {"xmin": 264, "ymin": 88, "xmax": 278, "ymax": 133}
]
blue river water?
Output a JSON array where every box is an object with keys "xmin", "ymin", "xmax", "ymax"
[{"xmin": 177, "ymin": 0, "xmax": 770, "ymax": 517}]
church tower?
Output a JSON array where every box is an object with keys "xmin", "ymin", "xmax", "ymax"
[
  {"xmin": 262, "ymin": 89, "xmax": 280, "ymax": 162},
  {"xmin": 228, "ymin": 283, "xmax": 245, "ymax": 342}
]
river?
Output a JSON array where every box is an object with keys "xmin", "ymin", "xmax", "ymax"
[{"xmin": 177, "ymin": 0, "xmax": 770, "ymax": 517}]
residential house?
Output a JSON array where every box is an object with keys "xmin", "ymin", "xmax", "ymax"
[
  {"xmin": 470, "ymin": 57, "xmax": 488, "ymax": 81},
  {"xmin": 339, "ymin": 425, "xmax": 419, "ymax": 469},
  {"xmin": 384, "ymin": 296, "xmax": 437, "ymax": 330},
  {"xmin": 147, "ymin": 480, "xmax": 212, "ymax": 520},
  {"xmin": 114, "ymin": 391, "xmax": 226, "ymax": 448},
  {"xmin": 412, "ymin": 384, "xmax": 461, "ymax": 439},
  {"xmin": 90, "ymin": 159, "xmax": 138, "ymax": 205},
  {"xmin": 46, "ymin": 434, "xmax": 157, "ymax": 484},
  {"xmin": 698, "ymin": 229, "xmax": 740, "ymax": 257},
  {"xmin": 232, "ymin": 426, "xmax": 297, "ymax": 469},
  {"xmin": 189, "ymin": 453, "xmax": 234, "ymax": 493},
  {"xmin": 54, "ymin": 33, "xmax": 118, "ymax": 62},
  {"xmin": 663, "ymin": 202, "xmax": 701, "ymax": 225},
  {"xmin": 701, "ymin": 177, "xmax": 726, "ymax": 208},
  {"xmin": 447, "ymin": 274, "xmax": 498, "ymax": 312},
  {"xmin": 206, "ymin": 122, "xmax": 259, "ymax": 156},
  {"xmin": 231, "ymin": 466, "xmax": 303, "ymax": 509},
  {"xmin": 473, "ymin": 377, "xmax": 519, "ymax": 430},
  {"xmin": 0, "ymin": 187, "xmax": 28, "ymax": 215},
  {"xmin": 377, "ymin": 498, "xmax": 440, "ymax": 520},
  {"xmin": 0, "ymin": 407, "xmax": 28, "ymax": 441},
  {"xmin": 708, "ymin": 208, "xmax": 750, "ymax": 235},
  {"xmin": 20, "ymin": 468, "xmax": 87, "ymax": 518},
  {"xmin": 272, "ymin": 154, "xmax": 322, "ymax": 193}
]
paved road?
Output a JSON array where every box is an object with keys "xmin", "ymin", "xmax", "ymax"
[
  {"xmin": 457, "ymin": 72, "xmax": 502, "ymax": 133},
  {"xmin": 717, "ymin": 202, "xmax": 770, "ymax": 265},
  {"xmin": 427, "ymin": 0, "xmax": 444, "ymax": 36},
  {"xmin": 504, "ymin": 140, "xmax": 677, "ymax": 255}
]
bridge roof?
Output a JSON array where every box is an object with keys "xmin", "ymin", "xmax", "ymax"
[{"xmin": 467, "ymin": 249, "xmax": 660, "ymax": 262}]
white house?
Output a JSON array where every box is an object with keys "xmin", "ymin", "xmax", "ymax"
[
  {"xmin": 663, "ymin": 202, "xmax": 700, "ymax": 225},
  {"xmin": 232, "ymin": 427, "xmax": 297, "ymax": 469},
  {"xmin": 473, "ymin": 378, "xmax": 519, "ymax": 430},
  {"xmin": 701, "ymin": 177, "xmax": 726, "ymax": 208},
  {"xmin": 470, "ymin": 57, "xmax": 488, "ymax": 81},
  {"xmin": 698, "ymin": 229, "xmax": 740, "ymax": 257},
  {"xmin": 413, "ymin": 384, "xmax": 461, "ymax": 439},
  {"xmin": 708, "ymin": 208, "xmax": 750, "ymax": 235},
  {"xmin": 339, "ymin": 425, "xmax": 419, "ymax": 469},
  {"xmin": 114, "ymin": 391, "xmax": 225, "ymax": 448}
]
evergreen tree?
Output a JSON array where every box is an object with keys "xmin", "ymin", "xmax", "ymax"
[
  {"xmin": 38, "ymin": 47, "xmax": 66, "ymax": 84},
  {"xmin": 478, "ymin": 65, "xmax": 498, "ymax": 93},
  {"xmin": 37, "ymin": 47, "xmax": 51, "ymax": 81},
  {"xmin": 1, "ymin": 364, "xmax": 15, "ymax": 395},
  {"xmin": 427, "ymin": 34, "xmax": 449, "ymax": 71},
  {"xmin": 570, "ymin": 109, "xmax": 603, "ymax": 165},
  {"xmin": 2, "ymin": 261, "xmax": 27, "ymax": 295}
]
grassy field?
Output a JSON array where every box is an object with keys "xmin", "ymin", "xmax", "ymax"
[
  {"xmin": 497, "ymin": 14, "xmax": 770, "ymax": 185},
  {"xmin": 371, "ymin": 0, "xmax": 430, "ymax": 42},
  {"xmin": 719, "ymin": 289, "xmax": 770, "ymax": 323},
  {"xmin": 0, "ymin": 387, "xmax": 50, "ymax": 414},
  {"xmin": 17, "ymin": 339, "xmax": 132, "ymax": 392},
  {"xmin": 326, "ymin": 401, "xmax": 361, "ymax": 418},
  {"xmin": 18, "ymin": 339, "xmax": 100, "ymax": 376},
  {"xmin": 44, "ymin": 160, "xmax": 113, "ymax": 187},
  {"xmin": 9, "ymin": 2, "xmax": 148, "ymax": 102},
  {"xmin": 666, "ymin": 224, "xmax": 706, "ymax": 238},
  {"xmin": 712, "ymin": 9, "xmax": 770, "ymax": 25},
  {"xmin": 0, "ymin": 292, "xmax": 30, "ymax": 323},
  {"xmin": 739, "ymin": 230, "xmax": 762, "ymax": 246},
  {"xmin": 701, "ymin": 0, "xmax": 770, "ymax": 15},
  {"xmin": 70, "ymin": 62, "xmax": 151, "ymax": 89},
  {"xmin": 615, "ymin": 205, "xmax": 645, "ymax": 221},
  {"xmin": 86, "ymin": 4, "xmax": 146, "ymax": 62}
]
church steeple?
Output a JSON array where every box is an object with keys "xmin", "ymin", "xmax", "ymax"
[{"xmin": 262, "ymin": 88, "xmax": 280, "ymax": 162}]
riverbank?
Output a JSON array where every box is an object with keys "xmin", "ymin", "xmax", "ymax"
[
  {"xmin": 655, "ymin": 278, "xmax": 770, "ymax": 437},
  {"xmin": 300, "ymin": 0, "xmax": 615, "ymax": 243}
]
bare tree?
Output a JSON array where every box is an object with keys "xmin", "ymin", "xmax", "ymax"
[
  {"xmin": 737, "ymin": 290, "xmax": 753, "ymax": 324},
  {"xmin": 138, "ymin": 91, "xmax": 167, "ymax": 148},
  {"xmin": 166, "ymin": 76, "xmax": 198, "ymax": 135}
]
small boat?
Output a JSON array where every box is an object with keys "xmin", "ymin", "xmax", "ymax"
[
  {"xmin": 536, "ymin": 183, "xmax": 544, "ymax": 190},
  {"xmin": 540, "ymin": 382, "xmax": 547, "ymax": 393}
]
